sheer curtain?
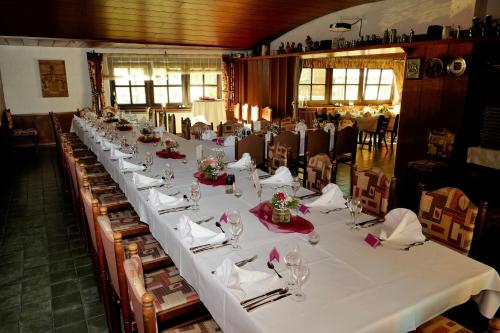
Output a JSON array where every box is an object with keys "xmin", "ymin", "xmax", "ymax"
[{"xmin": 86, "ymin": 52, "xmax": 106, "ymax": 116}]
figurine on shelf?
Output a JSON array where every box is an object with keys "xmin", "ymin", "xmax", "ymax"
[
  {"xmin": 278, "ymin": 42, "xmax": 285, "ymax": 54},
  {"xmin": 483, "ymin": 14, "xmax": 493, "ymax": 36},
  {"xmin": 285, "ymin": 42, "xmax": 292, "ymax": 53},
  {"xmin": 297, "ymin": 42, "xmax": 303, "ymax": 53},
  {"xmin": 383, "ymin": 29, "xmax": 390, "ymax": 44},
  {"xmin": 305, "ymin": 35, "xmax": 314, "ymax": 51},
  {"xmin": 409, "ymin": 29, "xmax": 415, "ymax": 42},
  {"xmin": 470, "ymin": 17, "xmax": 481, "ymax": 37},
  {"xmin": 291, "ymin": 42, "xmax": 296, "ymax": 53},
  {"xmin": 313, "ymin": 41, "xmax": 320, "ymax": 50},
  {"xmin": 261, "ymin": 44, "xmax": 267, "ymax": 56}
]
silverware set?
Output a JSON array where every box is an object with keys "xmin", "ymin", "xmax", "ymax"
[
  {"xmin": 137, "ymin": 183, "xmax": 165, "ymax": 191},
  {"xmin": 400, "ymin": 239, "xmax": 429, "ymax": 251},
  {"xmin": 258, "ymin": 174, "xmax": 272, "ymax": 179},
  {"xmin": 321, "ymin": 207, "xmax": 346, "ymax": 214},
  {"xmin": 158, "ymin": 205, "xmax": 192, "ymax": 215},
  {"xmin": 351, "ymin": 217, "xmax": 385, "ymax": 230},
  {"xmin": 211, "ymin": 255, "xmax": 258, "ymax": 274},
  {"xmin": 240, "ymin": 288, "xmax": 291, "ymax": 311},
  {"xmin": 190, "ymin": 240, "xmax": 231, "ymax": 253},
  {"xmin": 298, "ymin": 192, "xmax": 322, "ymax": 200}
]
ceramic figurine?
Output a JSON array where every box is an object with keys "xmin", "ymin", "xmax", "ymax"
[
  {"xmin": 409, "ymin": 29, "xmax": 415, "ymax": 42},
  {"xmin": 297, "ymin": 42, "xmax": 303, "ymax": 53},
  {"xmin": 285, "ymin": 42, "xmax": 292, "ymax": 53},
  {"xmin": 305, "ymin": 35, "xmax": 314, "ymax": 51},
  {"xmin": 278, "ymin": 42, "xmax": 285, "ymax": 54},
  {"xmin": 291, "ymin": 42, "xmax": 296, "ymax": 52},
  {"xmin": 383, "ymin": 29, "xmax": 389, "ymax": 44}
]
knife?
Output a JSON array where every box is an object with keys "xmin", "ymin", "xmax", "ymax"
[
  {"xmin": 259, "ymin": 174, "xmax": 272, "ymax": 179},
  {"xmin": 246, "ymin": 293, "xmax": 292, "ymax": 312},
  {"xmin": 240, "ymin": 288, "xmax": 285, "ymax": 306},
  {"xmin": 190, "ymin": 240, "xmax": 229, "ymax": 251},
  {"xmin": 192, "ymin": 243, "xmax": 231, "ymax": 253},
  {"xmin": 137, "ymin": 184, "xmax": 164, "ymax": 191},
  {"xmin": 211, "ymin": 255, "xmax": 258, "ymax": 274},
  {"xmin": 355, "ymin": 217, "xmax": 384, "ymax": 227},
  {"xmin": 158, "ymin": 205, "xmax": 191, "ymax": 214},
  {"xmin": 298, "ymin": 192, "xmax": 321, "ymax": 200}
]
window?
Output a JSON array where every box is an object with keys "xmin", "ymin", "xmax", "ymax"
[
  {"xmin": 152, "ymin": 69, "xmax": 183, "ymax": 104},
  {"xmin": 331, "ymin": 69, "xmax": 360, "ymax": 101},
  {"xmin": 189, "ymin": 73, "xmax": 219, "ymax": 102},
  {"xmin": 363, "ymin": 69, "xmax": 393, "ymax": 101},
  {"xmin": 298, "ymin": 67, "xmax": 394, "ymax": 104},
  {"xmin": 299, "ymin": 68, "xmax": 326, "ymax": 101},
  {"xmin": 113, "ymin": 67, "xmax": 147, "ymax": 105}
]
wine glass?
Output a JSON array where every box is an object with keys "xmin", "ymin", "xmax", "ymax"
[
  {"xmin": 144, "ymin": 152, "xmax": 153, "ymax": 173},
  {"xmin": 347, "ymin": 196, "xmax": 362, "ymax": 225},
  {"xmin": 284, "ymin": 244, "xmax": 301, "ymax": 290},
  {"xmin": 292, "ymin": 264, "xmax": 310, "ymax": 302},
  {"xmin": 190, "ymin": 181, "xmax": 201, "ymax": 210},
  {"xmin": 291, "ymin": 176, "xmax": 301, "ymax": 198},
  {"xmin": 120, "ymin": 136, "xmax": 127, "ymax": 150},
  {"xmin": 228, "ymin": 209, "xmax": 243, "ymax": 249},
  {"xmin": 130, "ymin": 143, "xmax": 138, "ymax": 158},
  {"xmin": 163, "ymin": 163, "xmax": 174, "ymax": 187}
]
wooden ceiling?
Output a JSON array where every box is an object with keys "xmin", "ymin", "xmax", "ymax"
[{"xmin": 0, "ymin": 0, "xmax": 378, "ymax": 49}]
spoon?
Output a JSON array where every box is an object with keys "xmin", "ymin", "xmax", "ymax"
[
  {"xmin": 215, "ymin": 221, "xmax": 225, "ymax": 233},
  {"xmin": 266, "ymin": 261, "xmax": 283, "ymax": 278}
]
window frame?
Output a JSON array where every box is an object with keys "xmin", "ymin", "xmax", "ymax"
[
  {"xmin": 188, "ymin": 73, "xmax": 221, "ymax": 102},
  {"xmin": 330, "ymin": 68, "xmax": 363, "ymax": 104},
  {"xmin": 111, "ymin": 79, "xmax": 148, "ymax": 107},
  {"xmin": 298, "ymin": 68, "xmax": 329, "ymax": 104},
  {"xmin": 152, "ymin": 72, "xmax": 184, "ymax": 106},
  {"xmin": 361, "ymin": 68, "xmax": 394, "ymax": 104}
]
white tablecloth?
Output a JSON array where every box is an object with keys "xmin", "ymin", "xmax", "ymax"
[
  {"xmin": 467, "ymin": 146, "xmax": 500, "ymax": 170},
  {"xmin": 72, "ymin": 117, "xmax": 500, "ymax": 333},
  {"xmin": 192, "ymin": 100, "xmax": 226, "ymax": 126}
]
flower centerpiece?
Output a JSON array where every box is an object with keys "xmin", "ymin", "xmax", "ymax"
[
  {"xmin": 116, "ymin": 118, "xmax": 133, "ymax": 131},
  {"xmin": 269, "ymin": 191, "xmax": 299, "ymax": 224},
  {"xmin": 105, "ymin": 111, "xmax": 119, "ymax": 123},
  {"xmin": 199, "ymin": 156, "xmax": 224, "ymax": 181},
  {"xmin": 163, "ymin": 139, "xmax": 179, "ymax": 152}
]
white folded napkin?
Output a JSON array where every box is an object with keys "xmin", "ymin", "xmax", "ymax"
[
  {"xmin": 201, "ymin": 130, "xmax": 217, "ymax": 141},
  {"xmin": 177, "ymin": 215, "xmax": 225, "ymax": 246},
  {"xmin": 214, "ymin": 258, "xmax": 272, "ymax": 298},
  {"xmin": 295, "ymin": 122, "xmax": 307, "ymax": 133},
  {"xmin": 261, "ymin": 166, "xmax": 293, "ymax": 185},
  {"xmin": 148, "ymin": 188, "xmax": 183, "ymax": 209},
  {"xmin": 119, "ymin": 159, "xmax": 145, "ymax": 172},
  {"xmin": 379, "ymin": 208, "xmax": 426, "ymax": 244},
  {"xmin": 102, "ymin": 139, "xmax": 120, "ymax": 151},
  {"xmin": 224, "ymin": 135, "xmax": 236, "ymax": 147},
  {"xmin": 227, "ymin": 152, "xmax": 251, "ymax": 169},
  {"xmin": 110, "ymin": 147, "xmax": 132, "ymax": 160},
  {"xmin": 153, "ymin": 125, "xmax": 165, "ymax": 133},
  {"xmin": 308, "ymin": 183, "xmax": 346, "ymax": 209},
  {"xmin": 323, "ymin": 122, "xmax": 335, "ymax": 133},
  {"xmin": 132, "ymin": 172, "xmax": 163, "ymax": 188}
]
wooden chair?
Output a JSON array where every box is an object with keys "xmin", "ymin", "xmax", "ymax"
[
  {"xmin": 4, "ymin": 109, "xmax": 39, "ymax": 154},
  {"xmin": 252, "ymin": 119, "xmax": 271, "ymax": 133},
  {"xmin": 267, "ymin": 142, "xmax": 291, "ymax": 174},
  {"xmin": 386, "ymin": 114, "xmax": 399, "ymax": 148},
  {"xmin": 361, "ymin": 115, "xmax": 389, "ymax": 150},
  {"xmin": 261, "ymin": 106, "xmax": 272, "ymax": 122},
  {"xmin": 235, "ymin": 134, "xmax": 265, "ymax": 167},
  {"xmin": 305, "ymin": 129, "xmax": 330, "ymax": 160},
  {"xmin": 218, "ymin": 120, "xmax": 242, "ymax": 137},
  {"xmin": 411, "ymin": 186, "xmax": 488, "ymax": 332},
  {"xmin": 305, "ymin": 153, "xmax": 337, "ymax": 192},
  {"xmin": 123, "ymin": 250, "xmax": 209, "ymax": 333},
  {"xmin": 351, "ymin": 166, "xmax": 396, "ymax": 217},
  {"xmin": 232, "ymin": 103, "xmax": 240, "ymax": 121},
  {"xmin": 167, "ymin": 114, "xmax": 176, "ymax": 134},
  {"xmin": 241, "ymin": 104, "xmax": 249, "ymax": 124},
  {"xmin": 271, "ymin": 130, "xmax": 300, "ymax": 165},
  {"xmin": 279, "ymin": 117, "xmax": 296, "ymax": 132},
  {"xmin": 97, "ymin": 207, "xmax": 172, "ymax": 333},
  {"xmin": 332, "ymin": 125, "xmax": 358, "ymax": 182},
  {"xmin": 190, "ymin": 121, "xmax": 213, "ymax": 140},
  {"xmin": 181, "ymin": 117, "xmax": 191, "ymax": 139}
]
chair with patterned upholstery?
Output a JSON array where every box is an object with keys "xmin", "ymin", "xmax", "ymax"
[
  {"xmin": 333, "ymin": 125, "xmax": 358, "ymax": 182},
  {"xmin": 4, "ymin": 109, "xmax": 39, "ymax": 154},
  {"xmin": 267, "ymin": 142, "xmax": 291, "ymax": 174},
  {"xmin": 411, "ymin": 187, "xmax": 488, "ymax": 333},
  {"xmin": 305, "ymin": 154, "xmax": 337, "ymax": 192},
  {"xmin": 190, "ymin": 121, "xmax": 214, "ymax": 140},
  {"xmin": 181, "ymin": 117, "xmax": 192, "ymax": 139},
  {"xmin": 261, "ymin": 106, "xmax": 272, "ymax": 122},
  {"xmin": 218, "ymin": 120, "xmax": 242, "ymax": 137},
  {"xmin": 241, "ymin": 104, "xmax": 249, "ymax": 124},
  {"xmin": 351, "ymin": 166, "xmax": 396, "ymax": 217},
  {"xmin": 235, "ymin": 134, "xmax": 265, "ymax": 167},
  {"xmin": 167, "ymin": 114, "xmax": 176, "ymax": 134},
  {"xmin": 418, "ymin": 186, "xmax": 487, "ymax": 256},
  {"xmin": 123, "ymin": 249, "xmax": 211, "ymax": 333},
  {"xmin": 97, "ymin": 207, "xmax": 172, "ymax": 332},
  {"xmin": 407, "ymin": 128, "xmax": 456, "ymax": 189},
  {"xmin": 280, "ymin": 117, "xmax": 296, "ymax": 132},
  {"xmin": 272, "ymin": 131, "xmax": 300, "ymax": 172}
]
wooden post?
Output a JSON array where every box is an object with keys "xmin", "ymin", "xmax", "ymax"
[
  {"xmin": 389, "ymin": 176, "xmax": 397, "ymax": 211},
  {"xmin": 142, "ymin": 292, "xmax": 157, "ymax": 333},
  {"xmin": 114, "ymin": 231, "xmax": 132, "ymax": 333}
]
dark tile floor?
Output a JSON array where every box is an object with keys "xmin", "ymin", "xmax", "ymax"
[{"xmin": 0, "ymin": 148, "xmax": 107, "ymax": 333}]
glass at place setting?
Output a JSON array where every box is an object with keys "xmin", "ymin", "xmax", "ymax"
[
  {"xmin": 144, "ymin": 152, "xmax": 153, "ymax": 173},
  {"xmin": 284, "ymin": 244, "xmax": 301, "ymax": 290},
  {"xmin": 228, "ymin": 209, "xmax": 243, "ymax": 249},
  {"xmin": 292, "ymin": 264, "xmax": 310, "ymax": 302},
  {"xmin": 347, "ymin": 196, "xmax": 362, "ymax": 226},
  {"xmin": 190, "ymin": 181, "xmax": 201, "ymax": 210},
  {"xmin": 291, "ymin": 176, "xmax": 301, "ymax": 198},
  {"xmin": 163, "ymin": 163, "xmax": 174, "ymax": 187}
]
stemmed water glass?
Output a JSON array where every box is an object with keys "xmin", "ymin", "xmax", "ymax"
[
  {"xmin": 248, "ymin": 159, "xmax": 257, "ymax": 180},
  {"xmin": 228, "ymin": 209, "xmax": 243, "ymax": 249},
  {"xmin": 163, "ymin": 163, "xmax": 174, "ymax": 187},
  {"xmin": 120, "ymin": 136, "xmax": 127, "ymax": 150},
  {"xmin": 190, "ymin": 181, "xmax": 201, "ymax": 210},
  {"xmin": 292, "ymin": 264, "xmax": 310, "ymax": 302},
  {"xmin": 347, "ymin": 196, "xmax": 362, "ymax": 225},
  {"xmin": 291, "ymin": 176, "xmax": 301, "ymax": 198},
  {"xmin": 284, "ymin": 244, "xmax": 301, "ymax": 290},
  {"xmin": 144, "ymin": 152, "xmax": 153, "ymax": 173},
  {"xmin": 130, "ymin": 143, "xmax": 138, "ymax": 158}
]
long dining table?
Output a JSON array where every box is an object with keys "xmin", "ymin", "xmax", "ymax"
[{"xmin": 72, "ymin": 117, "xmax": 500, "ymax": 333}]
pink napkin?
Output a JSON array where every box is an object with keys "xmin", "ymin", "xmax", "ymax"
[{"xmin": 269, "ymin": 247, "xmax": 280, "ymax": 263}]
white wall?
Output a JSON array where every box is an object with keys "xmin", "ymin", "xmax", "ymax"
[
  {"xmin": 0, "ymin": 45, "xmax": 233, "ymax": 115},
  {"xmin": 0, "ymin": 46, "xmax": 91, "ymax": 115},
  {"xmin": 271, "ymin": 0, "xmax": 476, "ymax": 51}
]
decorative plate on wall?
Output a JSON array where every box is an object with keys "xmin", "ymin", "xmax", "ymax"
[
  {"xmin": 425, "ymin": 57, "xmax": 444, "ymax": 78},
  {"xmin": 447, "ymin": 57, "xmax": 467, "ymax": 76}
]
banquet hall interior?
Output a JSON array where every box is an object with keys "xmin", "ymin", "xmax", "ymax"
[{"xmin": 0, "ymin": 0, "xmax": 499, "ymax": 332}]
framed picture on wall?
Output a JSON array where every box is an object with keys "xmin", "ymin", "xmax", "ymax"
[
  {"xmin": 38, "ymin": 60, "xmax": 69, "ymax": 97},
  {"xmin": 405, "ymin": 58, "xmax": 422, "ymax": 79}
]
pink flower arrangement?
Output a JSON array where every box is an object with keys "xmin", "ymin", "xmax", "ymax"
[{"xmin": 199, "ymin": 157, "xmax": 224, "ymax": 180}]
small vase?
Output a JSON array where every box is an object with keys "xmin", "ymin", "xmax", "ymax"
[
  {"xmin": 204, "ymin": 173, "xmax": 219, "ymax": 181},
  {"xmin": 272, "ymin": 207, "xmax": 291, "ymax": 224}
]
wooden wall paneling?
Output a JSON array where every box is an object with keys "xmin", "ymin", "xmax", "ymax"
[
  {"xmin": 12, "ymin": 112, "xmax": 75, "ymax": 144},
  {"xmin": 270, "ymin": 58, "xmax": 280, "ymax": 119},
  {"xmin": 278, "ymin": 58, "xmax": 288, "ymax": 119},
  {"xmin": 286, "ymin": 57, "xmax": 298, "ymax": 118}
]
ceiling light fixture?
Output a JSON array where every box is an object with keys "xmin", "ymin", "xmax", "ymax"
[{"xmin": 330, "ymin": 18, "xmax": 363, "ymax": 37}]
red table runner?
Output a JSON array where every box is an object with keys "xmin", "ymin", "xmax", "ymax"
[{"xmin": 249, "ymin": 202, "xmax": 314, "ymax": 234}]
